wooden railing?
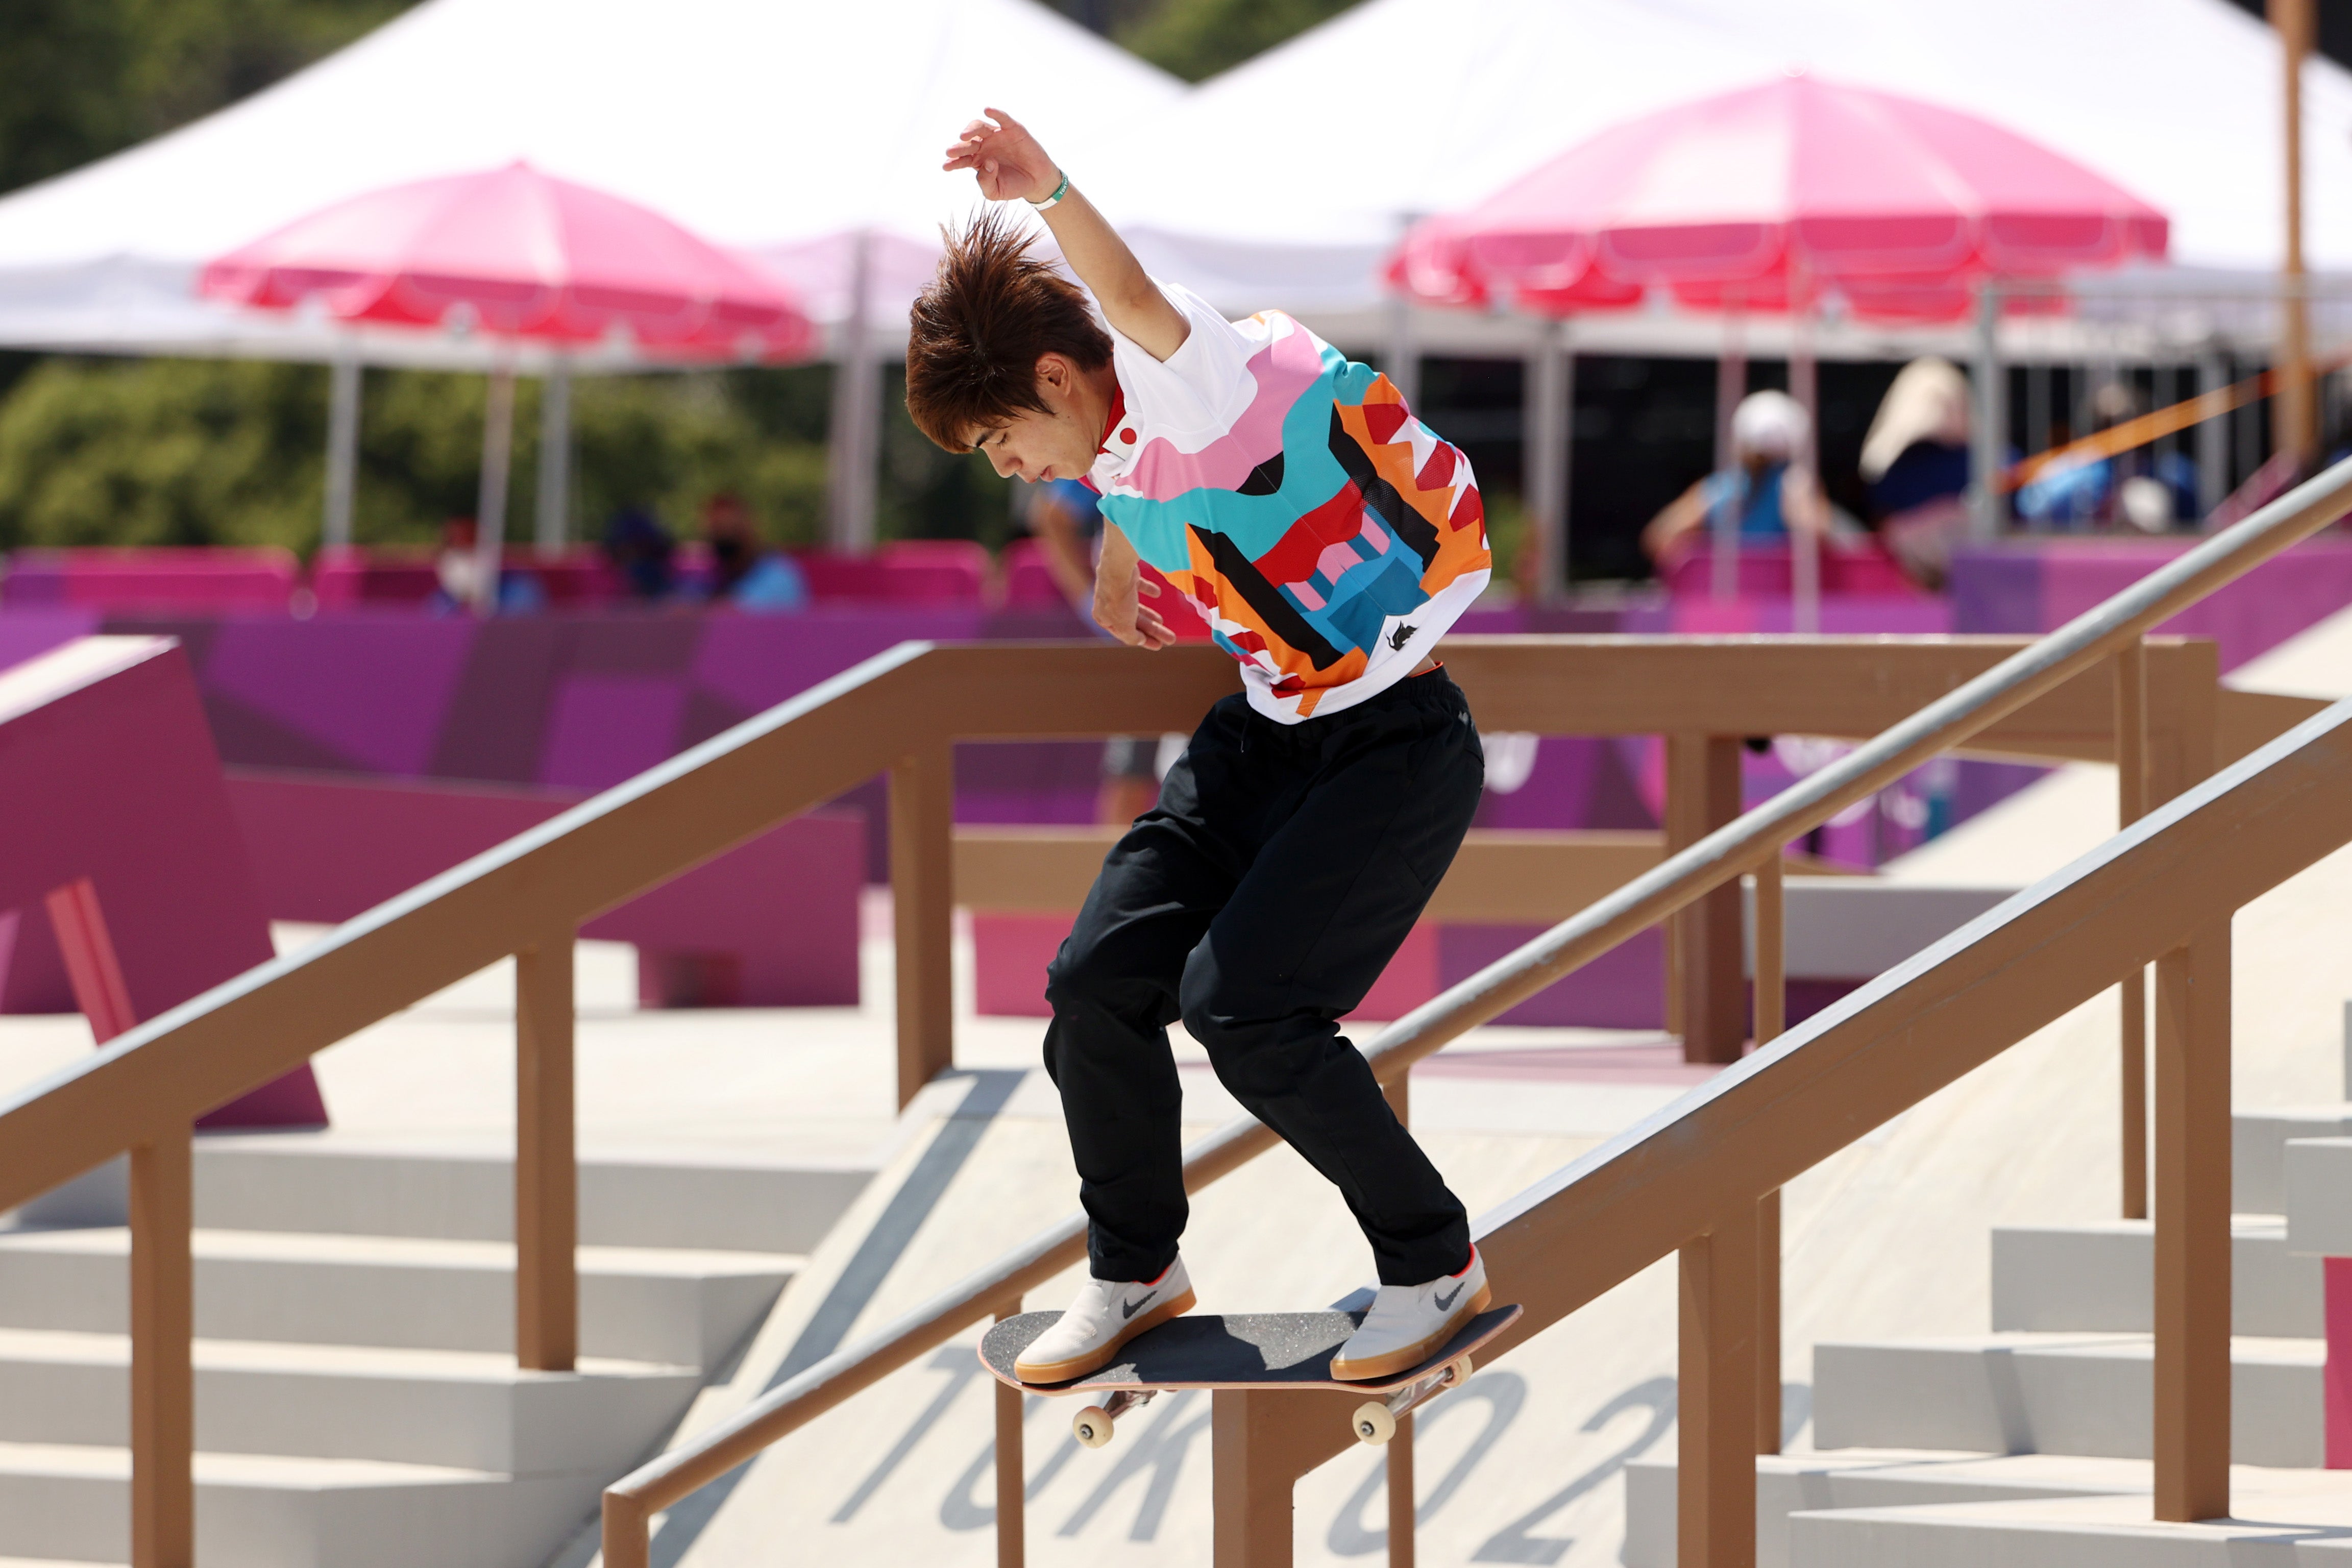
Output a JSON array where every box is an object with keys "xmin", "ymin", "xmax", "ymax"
[
  {"xmin": 0, "ymin": 473, "xmax": 2341, "ymax": 1566},
  {"xmin": 597, "ymin": 459, "xmax": 2352, "ymax": 1568}
]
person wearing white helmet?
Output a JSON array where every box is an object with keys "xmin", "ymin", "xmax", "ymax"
[{"xmin": 1642, "ymin": 389, "xmax": 1831, "ymax": 565}]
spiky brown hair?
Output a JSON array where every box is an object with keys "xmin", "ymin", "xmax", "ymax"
[{"xmin": 904, "ymin": 207, "xmax": 1112, "ymax": 453}]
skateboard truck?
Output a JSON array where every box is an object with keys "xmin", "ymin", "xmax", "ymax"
[
  {"xmin": 1072, "ymin": 1388, "xmax": 1157, "ymax": 1448},
  {"xmin": 1351, "ymin": 1352, "xmax": 1474, "ymax": 1446}
]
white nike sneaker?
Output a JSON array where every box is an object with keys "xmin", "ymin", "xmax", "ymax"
[
  {"xmin": 1014, "ymin": 1257, "xmax": 1196, "ymax": 1382},
  {"xmin": 1331, "ymin": 1246, "xmax": 1489, "ymax": 1382}
]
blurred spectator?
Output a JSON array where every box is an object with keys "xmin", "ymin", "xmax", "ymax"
[
  {"xmin": 1026, "ymin": 477, "xmax": 1106, "ymax": 609},
  {"xmin": 1017, "ymin": 476, "xmax": 1164, "ymax": 825},
  {"xmin": 1641, "ymin": 390, "xmax": 1830, "ymax": 566},
  {"xmin": 603, "ymin": 506, "xmax": 677, "ymax": 602},
  {"xmin": 1860, "ymin": 358, "xmax": 1973, "ymax": 587},
  {"xmin": 433, "ymin": 516, "xmax": 485, "ymax": 610},
  {"xmin": 429, "ymin": 515, "xmax": 545, "ymax": 616},
  {"xmin": 699, "ymin": 492, "xmax": 808, "ymax": 612}
]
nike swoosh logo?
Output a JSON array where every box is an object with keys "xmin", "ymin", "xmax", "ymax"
[
  {"xmin": 1121, "ymin": 1289, "xmax": 1158, "ymax": 1320},
  {"xmin": 1433, "ymin": 1282, "xmax": 1463, "ymax": 1312}
]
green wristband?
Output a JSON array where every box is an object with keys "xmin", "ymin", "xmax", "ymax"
[{"xmin": 1028, "ymin": 169, "xmax": 1070, "ymax": 210}]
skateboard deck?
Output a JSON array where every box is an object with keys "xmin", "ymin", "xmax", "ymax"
[{"xmin": 979, "ymin": 1304, "xmax": 1521, "ymax": 1395}]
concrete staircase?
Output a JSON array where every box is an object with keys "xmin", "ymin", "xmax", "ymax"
[
  {"xmin": 1622, "ymin": 1040, "xmax": 2352, "ymax": 1566},
  {"xmin": 0, "ymin": 1136, "xmax": 869, "ymax": 1568}
]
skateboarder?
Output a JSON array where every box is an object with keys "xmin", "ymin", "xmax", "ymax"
[{"xmin": 912, "ymin": 109, "xmax": 1492, "ymax": 1383}]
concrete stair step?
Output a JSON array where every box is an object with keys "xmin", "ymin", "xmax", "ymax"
[
  {"xmin": 1622, "ymin": 1450, "xmax": 2154, "ymax": 1568},
  {"xmin": 1813, "ymin": 1332, "xmax": 2323, "ymax": 1468},
  {"xmin": 11, "ymin": 1136, "xmax": 872, "ymax": 1256},
  {"xmin": 0, "ymin": 1440, "xmax": 603, "ymax": 1568},
  {"xmin": 0, "ymin": 1328, "xmax": 697, "ymax": 1474},
  {"xmin": 2236, "ymin": 1105, "xmax": 2352, "ymax": 1214},
  {"xmin": 1991, "ymin": 1217, "xmax": 2321, "ymax": 1336},
  {"xmin": 0, "ymin": 1228, "xmax": 795, "ymax": 1374},
  {"xmin": 2287, "ymin": 1137, "xmax": 2352, "ymax": 1258},
  {"xmin": 1786, "ymin": 1464, "xmax": 2352, "ymax": 1566}
]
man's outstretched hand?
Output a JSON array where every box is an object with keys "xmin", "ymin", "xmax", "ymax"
[
  {"xmin": 943, "ymin": 108, "xmax": 1058, "ymax": 204},
  {"xmin": 1093, "ymin": 530, "xmax": 1173, "ymax": 650}
]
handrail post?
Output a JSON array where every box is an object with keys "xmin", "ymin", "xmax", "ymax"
[
  {"xmin": 2153, "ymin": 918, "xmax": 2232, "ymax": 1523},
  {"xmin": 2116, "ymin": 641, "xmax": 2151, "ymax": 1219},
  {"xmin": 517, "ymin": 928, "xmax": 577, "ymax": 1371},
  {"xmin": 993, "ymin": 1301, "xmax": 1025, "ymax": 1568},
  {"xmin": 1679, "ymin": 1206, "xmax": 1759, "ymax": 1568},
  {"xmin": 1752, "ymin": 850, "xmax": 1785, "ymax": 1456},
  {"xmin": 892, "ymin": 742, "xmax": 956, "ymax": 1108},
  {"xmin": 603, "ymin": 1490, "xmax": 651, "ymax": 1568},
  {"xmin": 1667, "ymin": 734, "xmax": 1745, "ymax": 1064},
  {"xmin": 129, "ymin": 1120, "xmax": 193, "ymax": 1568},
  {"xmin": 1382, "ymin": 1069, "xmax": 1415, "ymax": 1568}
]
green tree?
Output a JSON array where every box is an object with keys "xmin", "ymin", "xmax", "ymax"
[
  {"xmin": 0, "ymin": 0, "xmax": 415, "ymax": 197},
  {"xmin": 1115, "ymin": 0, "xmax": 1364, "ymax": 82}
]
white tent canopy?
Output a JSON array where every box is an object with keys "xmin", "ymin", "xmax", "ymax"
[
  {"xmin": 1091, "ymin": 0, "xmax": 2352, "ymax": 355},
  {"xmin": 0, "ymin": 0, "xmax": 1181, "ymax": 370}
]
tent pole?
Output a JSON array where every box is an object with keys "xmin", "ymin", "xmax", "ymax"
[
  {"xmin": 1790, "ymin": 288, "xmax": 1821, "ymax": 634},
  {"xmin": 536, "ymin": 358, "xmax": 572, "ymax": 553},
  {"xmin": 472, "ymin": 361, "xmax": 517, "ymax": 617},
  {"xmin": 1387, "ymin": 293, "xmax": 1420, "ymax": 412},
  {"xmin": 1526, "ymin": 315, "xmax": 1569, "ymax": 606},
  {"xmin": 323, "ymin": 349, "xmax": 361, "ymax": 551},
  {"xmin": 827, "ymin": 229, "xmax": 880, "ymax": 554},
  {"xmin": 1712, "ymin": 301, "xmax": 1747, "ymax": 602},
  {"xmin": 1970, "ymin": 281, "xmax": 2005, "ymax": 541}
]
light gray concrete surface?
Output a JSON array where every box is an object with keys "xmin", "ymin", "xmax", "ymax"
[
  {"xmin": 0, "ymin": 1329, "xmax": 698, "ymax": 1473},
  {"xmin": 2288, "ymin": 1137, "xmax": 2352, "ymax": 1257},
  {"xmin": 1990, "ymin": 1217, "xmax": 2321, "ymax": 1337},
  {"xmin": 0, "ymin": 1228, "xmax": 795, "ymax": 1373},
  {"xmin": 1788, "ymin": 1467, "xmax": 2352, "ymax": 1566},
  {"xmin": 2240, "ymin": 1107, "xmax": 2352, "ymax": 1215},
  {"xmin": 1812, "ymin": 1333, "xmax": 2323, "ymax": 1467},
  {"xmin": 0, "ymin": 1439, "xmax": 602, "ymax": 1568},
  {"xmin": 1624, "ymin": 1450, "xmax": 2154, "ymax": 1568},
  {"xmin": 1743, "ymin": 880, "xmax": 2017, "ymax": 979}
]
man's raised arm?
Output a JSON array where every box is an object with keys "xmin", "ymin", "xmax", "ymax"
[{"xmin": 943, "ymin": 107, "xmax": 1190, "ymax": 362}]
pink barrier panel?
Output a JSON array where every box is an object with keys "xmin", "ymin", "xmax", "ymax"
[
  {"xmin": 1000, "ymin": 537, "xmax": 1069, "ymax": 609},
  {"xmin": 792, "ymin": 542, "xmax": 990, "ymax": 606},
  {"xmin": 309, "ymin": 546, "xmax": 625, "ymax": 609},
  {"xmin": 1659, "ymin": 540, "xmax": 1922, "ymax": 599},
  {"xmin": 223, "ymin": 769, "xmax": 862, "ymax": 1008},
  {"xmin": 0, "ymin": 638, "xmax": 325, "ymax": 1127},
  {"xmin": 2, "ymin": 548, "xmax": 298, "ymax": 612}
]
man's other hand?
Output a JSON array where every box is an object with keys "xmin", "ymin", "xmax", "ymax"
[{"xmin": 943, "ymin": 108, "xmax": 1058, "ymax": 204}]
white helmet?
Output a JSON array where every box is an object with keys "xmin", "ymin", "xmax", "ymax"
[{"xmin": 1731, "ymin": 390, "xmax": 1809, "ymax": 463}]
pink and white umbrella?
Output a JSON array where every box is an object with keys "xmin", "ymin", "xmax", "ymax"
[
  {"xmin": 1389, "ymin": 74, "xmax": 2167, "ymax": 324},
  {"xmin": 201, "ymin": 160, "xmax": 811, "ymax": 360},
  {"xmin": 201, "ymin": 163, "xmax": 812, "ymax": 610}
]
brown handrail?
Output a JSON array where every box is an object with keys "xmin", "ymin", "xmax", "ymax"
[{"xmin": 602, "ymin": 456, "xmax": 2352, "ymax": 1565}]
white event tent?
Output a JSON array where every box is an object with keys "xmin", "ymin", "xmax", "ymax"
[
  {"xmin": 0, "ymin": 0, "xmax": 1178, "ymax": 360},
  {"xmin": 0, "ymin": 0, "xmax": 1183, "ymax": 548},
  {"xmin": 1092, "ymin": 0, "xmax": 2352, "ymax": 362}
]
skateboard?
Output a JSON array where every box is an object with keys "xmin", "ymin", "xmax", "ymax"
[{"xmin": 979, "ymin": 1304, "xmax": 1521, "ymax": 1450}]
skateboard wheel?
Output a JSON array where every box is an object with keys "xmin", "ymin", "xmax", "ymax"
[
  {"xmin": 1448, "ymin": 1353, "xmax": 1475, "ymax": 1384},
  {"xmin": 1073, "ymin": 1407, "xmax": 1115, "ymax": 1449},
  {"xmin": 1352, "ymin": 1401, "xmax": 1396, "ymax": 1446}
]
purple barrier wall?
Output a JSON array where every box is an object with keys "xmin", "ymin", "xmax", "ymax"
[
  {"xmin": 0, "ymin": 639, "xmax": 324, "ymax": 1127},
  {"xmin": 224, "ymin": 770, "xmax": 862, "ymax": 1009},
  {"xmin": 1951, "ymin": 536, "xmax": 2352, "ymax": 673}
]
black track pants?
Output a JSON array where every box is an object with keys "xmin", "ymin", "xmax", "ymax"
[{"xmin": 1042, "ymin": 667, "xmax": 1481, "ymax": 1287}]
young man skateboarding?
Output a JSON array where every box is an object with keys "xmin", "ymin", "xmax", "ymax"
[{"xmin": 911, "ymin": 109, "xmax": 1491, "ymax": 1383}]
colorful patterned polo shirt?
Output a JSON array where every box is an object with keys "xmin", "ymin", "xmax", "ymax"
[{"xmin": 1088, "ymin": 280, "xmax": 1490, "ymax": 723}]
